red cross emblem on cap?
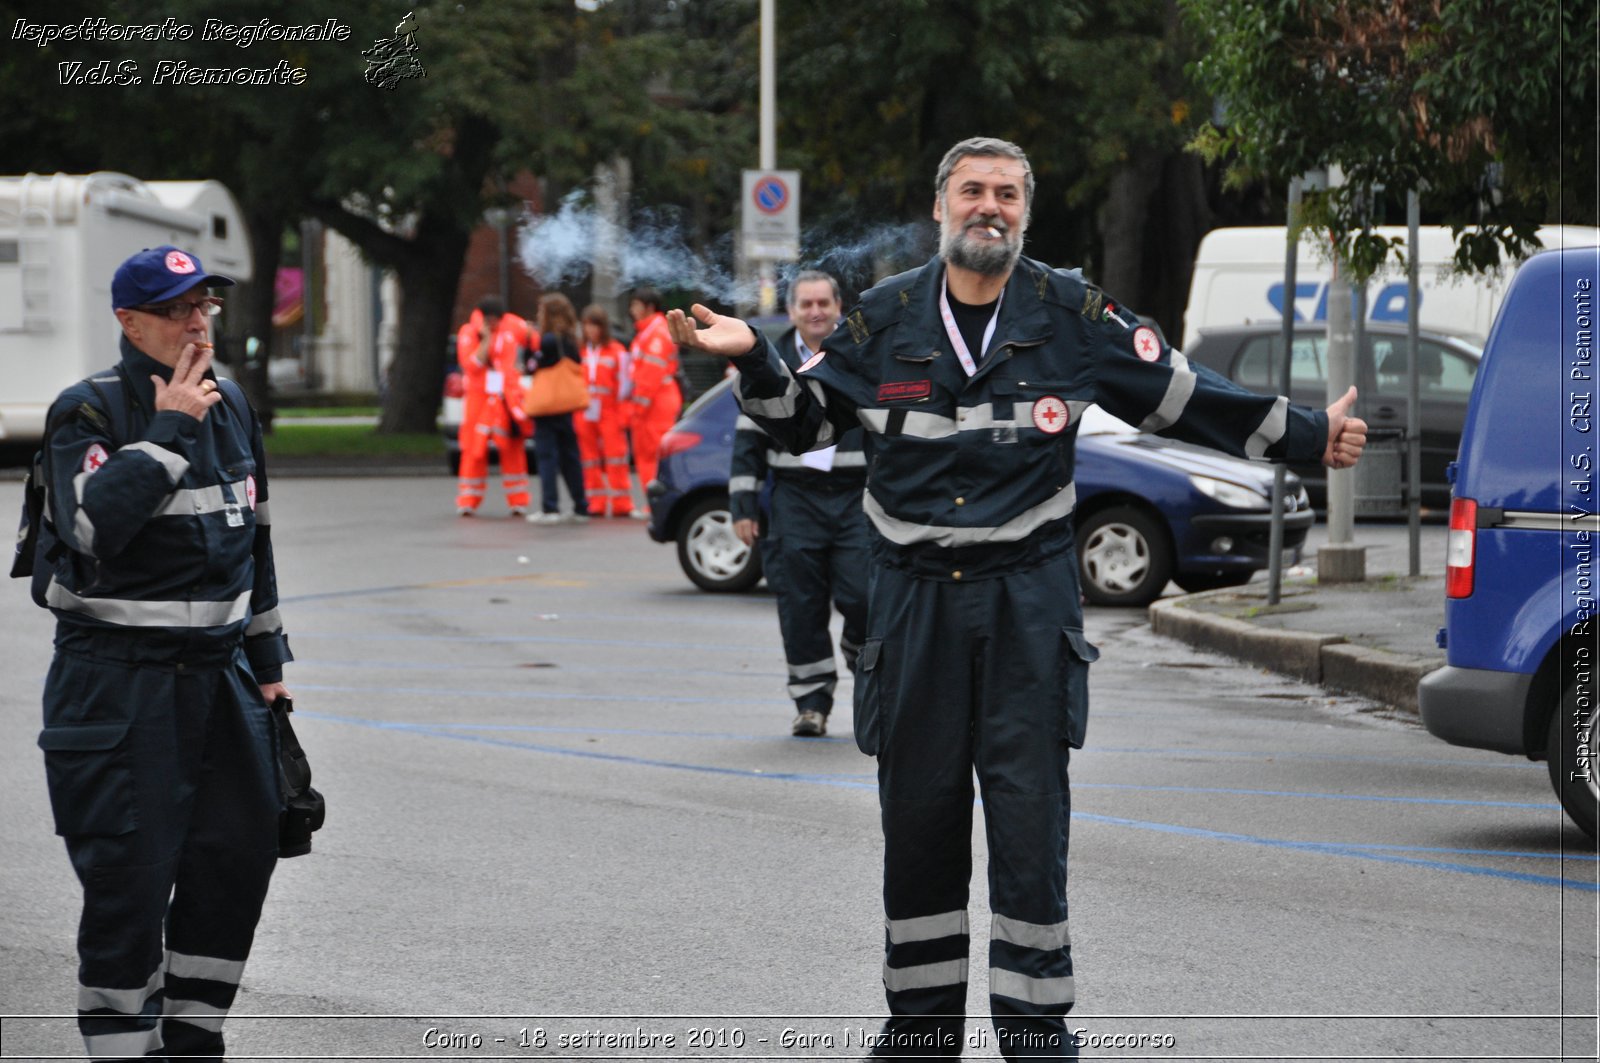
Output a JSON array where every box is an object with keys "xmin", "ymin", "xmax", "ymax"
[
  {"xmin": 1032, "ymin": 396, "xmax": 1070, "ymax": 435},
  {"xmin": 82, "ymin": 443, "xmax": 108, "ymax": 474},
  {"xmin": 1133, "ymin": 327, "xmax": 1161, "ymax": 362},
  {"xmin": 165, "ymin": 250, "xmax": 196, "ymax": 274}
]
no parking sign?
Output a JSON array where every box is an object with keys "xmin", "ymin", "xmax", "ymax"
[{"xmin": 741, "ymin": 169, "xmax": 800, "ymax": 261}]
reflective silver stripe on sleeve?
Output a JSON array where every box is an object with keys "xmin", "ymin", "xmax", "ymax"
[
  {"xmin": 729, "ymin": 475, "xmax": 759, "ymax": 494},
  {"xmin": 768, "ymin": 452, "xmax": 810, "ymax": 469},
  {"xmin": 120, "ymin": 440, "xmax": 190, "ymax": 484},
  {"xmin": 804, "ymin": 380, "xmax": 837, "ymax": 447},
  {"xmin": 166, "ymin": 950, "xmax": 247, "ymax": 985},
  {"xmin": 71, "ymin": 471, "xmax": 99, "ymax": 557},
  {"xmin": 1138, "ymin": 351, "xmax": 1197, "ymax": 432},
  {"xmin": 254, "ymin": 500, "xmax": 271, "ymax": 526},
  {"xmin": 989, "ymin": 968, "xmax": 1075, "ymax": 1006},
  {"xmin": 1245, "ymin": 396, "xmax": 1290, "ymax": 458},
  {"xmin": 78, "ymin": 970, "xmax": 163, "ymax": 1014},
  {"xmin": 883, "ymin": 958, "xmax": 968, "ymax": 992},
  {"xmin": 161, "ymin": 997, "xmax": 227, "ymax": 1032},
  {"xmin": 739, "ymin": 375, "xmax": 802, "ymax": 419},
  {"xmin": 991, "ymin": 914, "xmax": 1071, "ymax": 952},
  {"xmin": 864, "ymin": 484, "xmax": 1076, "ymax": 548},
  {"xmin": 887, "ymin": 909, "xmax": 969, "ymax": 943},
  {"xmin": 245, "ymin": 606, "xmax": 282, "ymax": 637},
  {"xmin": 155, "ymin": 481, "xmax": 251, "ymax": 519},
  {"xmin": 790, "ymin": 657, "xmax": 836, "ymax": 679},
  {"xmin": 735, "ymin": 415, "xmax": 762, "ymax": 431},
  {"xmin": 83, "ymin": 1027, "xmax": 163, "ymax": 1060},
  {"xmin": 46, "ymin": 582, "xmax": 253, "ymax": 629}
]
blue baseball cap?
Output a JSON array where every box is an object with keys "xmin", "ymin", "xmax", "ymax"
[{"xmin": 111, "ymin": 245, "xmax": 234, "ymax": 310}]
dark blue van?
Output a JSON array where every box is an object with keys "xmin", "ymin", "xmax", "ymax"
[{"xmin": 1418, "ymin": 245, "xmax": 1600, "ymax": 837}]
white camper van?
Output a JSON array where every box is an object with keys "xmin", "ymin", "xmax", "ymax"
[
  {"xmin": 1181, "ymin": 224, "xmax": 1600, "ymax": 350},
  {"xmin": 0, "ymin": 172, "xmax": 252, "ymax": 444}
]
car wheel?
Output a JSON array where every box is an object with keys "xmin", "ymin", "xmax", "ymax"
[
  {"xmin": 1174, "ymin": 571, "xmax": 1253, "ymax": 594},
  {"xmin": 1078, "ymin": 505, "xmax": 1173, "ymax": 607},
  {"xmin": 1547, "ymin": 681, "xmax": 1599, "ymax": 839},
  {"xmin": 676, "ymin": 496, "xmax": 762, "ymax": 593}
]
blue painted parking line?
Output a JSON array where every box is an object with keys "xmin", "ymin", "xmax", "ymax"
[
  {"xmin": 1074, "ymin": 812, "xmax": 1598, "ymax": 891},
  {"xmin": 293, "ymin": 682, "xmax": 791, "ymax": 707},
  {"xmin": 300, "ymin": 711, "xmax": 1595, "ymax": 890},
  {"xmin": 1076, "ymin": 781, "xmax": 1558, "ymax": 811}
]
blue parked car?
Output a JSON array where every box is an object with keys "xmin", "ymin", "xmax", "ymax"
[
  {"xmin": 645, "ymin": 377, "xmax": 1313, "ymax": 606},
  {"xmin": 1419, "ymin": 245, "xmax": 1600, "ymax": 837}
]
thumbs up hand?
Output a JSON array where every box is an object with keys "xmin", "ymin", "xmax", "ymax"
[{"xmin": 1323, "ymin": 386, "xmax": 1366, "ymax": 469}]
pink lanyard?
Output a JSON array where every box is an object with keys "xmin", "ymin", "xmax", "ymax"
[{"xmin": 938, "ymin": 283, "xmax": 1003, "ymax": 377}]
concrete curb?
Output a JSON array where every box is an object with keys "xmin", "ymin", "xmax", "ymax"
[{"xmin": 1148, "ymin": 591, "xmax": 1443, "ymax": 715}]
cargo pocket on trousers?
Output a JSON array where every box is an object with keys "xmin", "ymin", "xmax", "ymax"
[
  {"xmin": 853, "ymin": 637, "xmax": 884, "ymax": 756},
  {"xmin": 1061, "ymin": 627, "xmax": 1101, "ymax": 749},
  {"xmin": 37, "ymin": 720, "xmax": 138, "ymax": 837}
]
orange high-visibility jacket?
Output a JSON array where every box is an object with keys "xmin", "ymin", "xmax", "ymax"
[
  {"xmin": 627, "ymin": 312, "xmax": 680, "ymax": 413},
  {"xmin": 457, "ymin": 310, "xmax": 534, "ymax": 428}
]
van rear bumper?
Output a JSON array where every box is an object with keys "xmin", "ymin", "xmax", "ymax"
[{"xmin": 1418, "ymin": 664, "xmax": 1533, "ymax": 756}]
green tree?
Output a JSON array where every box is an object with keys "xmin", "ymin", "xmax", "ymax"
[
  {"xmin": 776, "ymin": 0, "xmax": 1214, "ymax": 330},
  {"xmin": 0, "ymin": 0, "xmax": 753, "ymax": 433},
  {"xmin": 1184, "ymin": 0, "xmax": 1598, "ymax": 278}
]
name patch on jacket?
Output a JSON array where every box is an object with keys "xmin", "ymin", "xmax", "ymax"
[{"xmin": 877, "ymin": 380, "xmax": 932, "ymax": 403}]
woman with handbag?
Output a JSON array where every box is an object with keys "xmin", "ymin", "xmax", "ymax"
[{"xmin": 523, "ymin": 293, "xmax": 591, "ymax": 524}]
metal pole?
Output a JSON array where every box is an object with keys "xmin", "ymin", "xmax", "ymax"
[
  {"xmin": 1268, "ymin": 178, "xmax": 1302, "ymax": 606},
  {"xmin": 759, "ymin": 0, "xmax": 775, "ymax": 171},
  {"xmin": 1407, "ymin": 189, "xmax": 1422, "ymax": 576}
]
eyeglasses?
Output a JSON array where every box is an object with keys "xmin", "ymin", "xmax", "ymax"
[{"xmin": 131, "ymin": 296, "xmax": 223, "ymax": 321}]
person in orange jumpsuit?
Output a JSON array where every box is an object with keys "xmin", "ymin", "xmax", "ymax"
[
  {"xmin": 455, "ymin": 295, "xmax": 533, "ymax": 516},
  {"xmin": 577, "ymin": 304, "xmax": 635, "ymax": 517},
  {"xmin": 625, "ymin": 286, "xmax": 683, "ymax": 518}
]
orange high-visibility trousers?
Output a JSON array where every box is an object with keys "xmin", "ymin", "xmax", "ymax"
[
  {"xmin": 576, "ymin": 405, "xmax": 633, "ymax": 516},
  {"xmin": 628, "ymin": 387, "xmax": 682, "ymax": 491},
  {"xmin": 457, "ymin": 397, "xmax": 530, "ymax": 513}
]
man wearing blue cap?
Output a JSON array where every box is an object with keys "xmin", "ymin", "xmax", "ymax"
[{"xmin": 34, "ymin": 245, "xmax": 293, "ymax": 1061}]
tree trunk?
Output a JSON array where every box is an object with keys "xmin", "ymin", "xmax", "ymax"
[
  {"xmin": 1148, "ymin": 151, "xmax": 1212, "ymax": 343},
  {"xmin": 1096, "ymin": 148, "xmax": 1163, "ymax": 307},
  {"xmin": 381, "ymin": 245, "xmax": 471, "ymax": 434}
]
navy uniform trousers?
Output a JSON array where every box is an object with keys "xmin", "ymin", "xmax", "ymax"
[
  {"xmin": 38, "ymin": 637, "xmax": 280, "ymax": 1063},
  {"xmin": 760, "ymin": 475, "xmax": 870, "ymax": 715},
  {"xmin": 856, "ymin": 545, "xmax": 1097, "ymax": 1060}
]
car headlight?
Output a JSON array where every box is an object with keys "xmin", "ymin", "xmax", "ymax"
[{"xmin": 1189, "ymin": 475, "xmax": 1270, "ymax": 510}]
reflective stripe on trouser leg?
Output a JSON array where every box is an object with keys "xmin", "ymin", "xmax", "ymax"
[
  {"xmin": 975, "ymin": 555, "xmax": 1081, "ymax": 1060},
  {"xmin": 161, "ymin": 661, "xmax": 280, "ymax": 1060},
  {"xmin": 78, "ymin": 965, "xmax": 165, "ymax": 1062},
  {"xmin": 765, "ymin": 481, "xmax": 861, "ymax": 715},
  {"xmin": 871, "ymin": 565, "xmax": 975, "ymax": 1056},
  {"xmin": 577, "ymin": 416, "xmax": 605, "ymax": 504}
]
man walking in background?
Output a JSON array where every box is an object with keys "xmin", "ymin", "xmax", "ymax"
[{"xmin": 729, "ymin": 270, "xmax": 868, "ymax": 738}]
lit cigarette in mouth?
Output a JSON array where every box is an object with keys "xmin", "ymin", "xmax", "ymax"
[{"xmin": 984, "ymin": 226, "xmax": 1002, "ymax": 238}]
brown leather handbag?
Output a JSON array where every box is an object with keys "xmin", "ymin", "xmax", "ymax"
[{"xmin": 524, "ymin": 356, "xmax": 587, "ymax": 416}]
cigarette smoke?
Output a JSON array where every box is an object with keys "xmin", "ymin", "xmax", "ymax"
[{"xmin": 515, "ymin": 189, "xmax": 933, "ymax": 306}]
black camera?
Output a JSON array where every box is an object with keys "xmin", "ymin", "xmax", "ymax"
[{"xmin": 272, "ymin": 696, "xmax": 326, "ymax": 858}]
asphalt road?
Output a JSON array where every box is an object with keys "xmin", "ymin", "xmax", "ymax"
[{"xmin": 1, "ymin": 476, "xmax": 1594, "ymax": 1062}]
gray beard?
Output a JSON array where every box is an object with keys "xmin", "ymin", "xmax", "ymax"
[{"xmin": 940, "ymin": 221, "xmax": 1022, "ymax": 276}]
